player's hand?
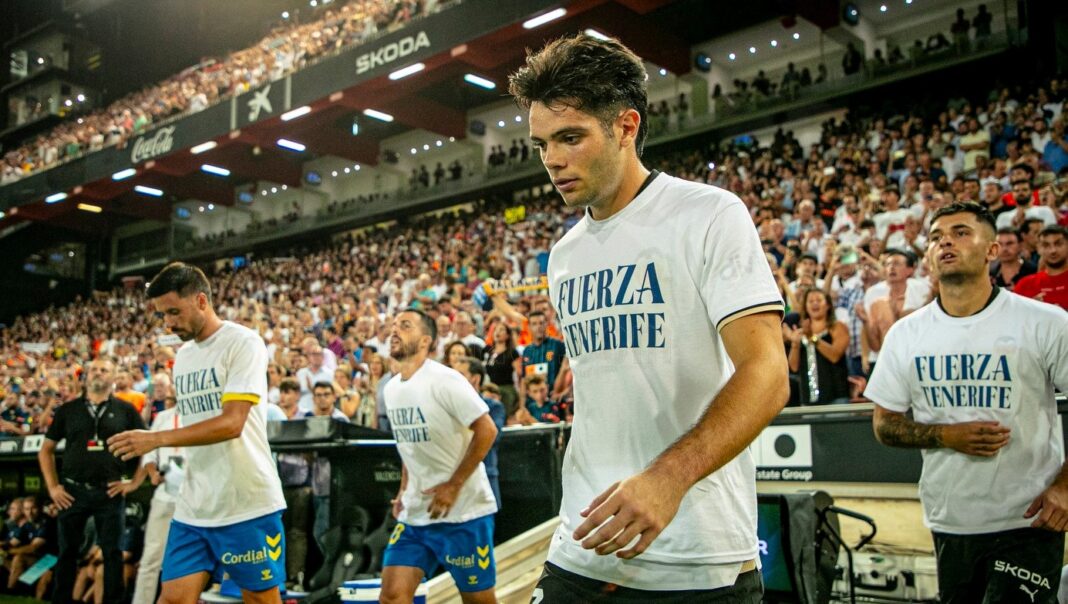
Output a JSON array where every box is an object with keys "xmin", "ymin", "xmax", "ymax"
[
  {"xmin": 423, "ymin": 480, "xmax": 461, "ymax": 519},
  {"xmin": 573, "ymin": 470, "xmax": 687, "ymax": 559},
  {"xmin": 48, "ymin": 484, "xmax": 75, "ymax": 510},
  {"xmin": 107, "ymin": 429, "xmax": 160, "ymax": 461},
  {"xmin": 391, "ymin": 496, "xmax": 404, "ymax": 520},
  {"xmin": 148, "ymin": 469, "xmax": 163, "ymax": 486},
  {"xmin": 1025, "ymin": 483, "xmax": 1068, "ymax": 532},
  {"xmin": 939, "ymin": 421, "xmax": 1010, "ymax": 456},
  {"xmin": 106, "ymin": 480, "xmax": 138, "ymax": 499}
]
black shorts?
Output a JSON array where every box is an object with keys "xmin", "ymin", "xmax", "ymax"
[
  {"xmin": 530, "ymin": 561, "xmax": 762, "ymax": 603},
  {"xmin": 933, "ymin": 527, "xmax": 1064, "ymax": 604}
]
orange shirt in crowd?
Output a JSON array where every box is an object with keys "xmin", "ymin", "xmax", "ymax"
[{"xmin": 115, "ymin": 389, "xmax": 146, "ymax": 413}]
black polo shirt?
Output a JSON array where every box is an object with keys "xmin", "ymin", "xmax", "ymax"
[{"xmin": 44, "ymin": 395, "xmax": 144, "ymax": 484}]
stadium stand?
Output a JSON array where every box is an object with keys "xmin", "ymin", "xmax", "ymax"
[{"xmin": 0, "ymin": 0, "xmax": 1066, "ymax": 600}]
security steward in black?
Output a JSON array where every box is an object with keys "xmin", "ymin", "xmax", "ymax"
[{"xmin": 38, "ymin": 358, "xmax": 145, "ymax": 604}]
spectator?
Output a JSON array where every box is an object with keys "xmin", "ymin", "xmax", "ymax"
[
  {"xmin": 1043, "ymin": 118, "xmax": 1068, "ymax": 175},
  {"xmin": 433, "ymin": 315, "xmax": 454, "ymax": 360},
  {"xmin": 957, "ymin": 118, "xmax": 990, "ymax": 175},
  {"xmin": 842, "ymin": 42, "xmax": 863, "ymax": 76},
  {"xmin": 950, "ymin": 8, "xmax": 971, "ymax": 52},
  {"xmin": 1, "ymin": 498, "xmax": 23, "ymax": 544},
  {"xmin": 112, "ymin": 371, "xmax": 146, "ymax": 415},
  {"xmin": 275, "ymin": 379, "xmax": 312, "ymax": 590},
  {"xmin": 973, "ymin": 4, "xmax": 993, "ymax": 41},
  {"xmin": 520, "ymin": 310, "xmax": 568, "ymax": 399},
  {"xmin": 131, "ymin": 395, "xmax": 183, "ymax": 604},
  {"xmin": 442, "ymin": 340, "xmax": 469, "ymax": 370},
  {"xmin": 482, "ymin": 322, "xmax": 521, "ymax": 417},
  {"xmin": 296, "ymin": 344, "xmax": 333, "ymax": 413},
  {"xmin": 522, "ymin": 374, "xmax": 564, "ymax": 423},
  {"xmin": 862, "ymin": 249, "xmax": 932, "ymax": 353},
  {"xmin": 990, "ymin": 227, "xmax": 1038, "ymax": 288},
  {"xmin": 1021, "ymin": 217, "xmax": 1046, "ymax": 265},
  {"xmin": 785, "ymin": 288, "xmax": 851, "ymax": 405},
  {"xmin": 1014, "ymin": 225, "xmax": 1068, "ymax": 310},
  {"xmin": 6, "ymin": 496, "xmax": 54, "ymax": 595},
  {"xmin": 453, "ymin": 311, "xmax": 486, "ymax": 359},
  {"xmin": 996, "ymin": 179, "xmax": 1059, "ymax": 229},
  {"xmin": 309, "ymin": 381, "xmax": 348, "ymax": 551}
]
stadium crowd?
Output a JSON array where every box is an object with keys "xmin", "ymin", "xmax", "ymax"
[
  {"xmin": 0, "ymin": 64, "xmax": 1066, "ymax": 597},
  {"xmin": 2, "ymin": 0, "xmax": 451, "ymax": 186}
]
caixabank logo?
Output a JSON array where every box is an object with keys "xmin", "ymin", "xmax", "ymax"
[{"xmin": 752, "ymin": 425, "xmax": 814, "ymax": 481}]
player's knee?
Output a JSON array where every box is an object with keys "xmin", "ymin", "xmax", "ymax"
[
  {"xmin": 156, "ymin": 586, "xmax": 197, "ymax": 604},
  {"xmin": 379, "ymin": 581, "xmax": 419, "ymax": 604}
]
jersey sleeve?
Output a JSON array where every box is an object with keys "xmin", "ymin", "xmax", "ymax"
[
  {"xmin": 221, "ymin": 333, "xmax": 269, "ymax": 405},
  {"xmin": 863, "ymin": 322, "xmax": 913, "ymax": 412},
  {"xmin": 701, "ymin": 196, "xmax": 784, "ymax": 331},
  {"xmin": 437, "ymin": 369, "xmax": 490, "ymax": 428}
]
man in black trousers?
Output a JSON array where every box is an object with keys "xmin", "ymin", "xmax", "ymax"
[{"xmin": 38, "ymin": 357, "xmax": 145, "ymax": 603}]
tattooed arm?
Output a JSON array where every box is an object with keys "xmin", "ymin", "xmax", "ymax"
[{"xmin": 872, "ymin": 405, "xmax": 1011, "ymax": 456}]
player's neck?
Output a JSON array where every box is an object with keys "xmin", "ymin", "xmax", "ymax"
[
  {"xmin": 589, "ymin": 159, "xmax": 650, "ymax": 221},
  {"xmin": 938, "ymin": 277, "xmax": 996, "ymax": 317},
  {"xmin": 1046, "ymin": 263, "xmax": 1067, "ymax": 277},
  {"xmin": 194, "ymin": 312, "xmax": 224, "ymax": 342},
  {"xmin": 398, "ymin": 355, "xmax": 428, "ymax": 380}
]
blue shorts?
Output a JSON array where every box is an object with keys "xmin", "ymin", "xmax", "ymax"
[
  {"xmin": 383, "ymin": 514, "xmax": 495, "ymax": 592},
  {"xmin": 161, "ymin": 512, "xmax": 286, "ymax": 593}
]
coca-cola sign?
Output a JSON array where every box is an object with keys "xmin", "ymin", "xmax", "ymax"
[{"xmin": 130, "ymin": 126, "xmax": 176, "ymax": 164}]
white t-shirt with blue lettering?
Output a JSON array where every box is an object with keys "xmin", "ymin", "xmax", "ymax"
[
  {"xmin": 866, "ymin": 291, "xmax": 1068, "ymax": 534},
  {"xmin": 171, "ymin": 321, "xmax": 286, "ymax": 527},
  {"xmin": 546, "ymin": 173, "xmax": 784, "ymax": 590},
  {"xmin": 383, "ymin": 359, "xmax": 496, "ymax": 526}
]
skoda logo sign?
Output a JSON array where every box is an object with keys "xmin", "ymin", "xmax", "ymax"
[{"xmin": 356, "ymin": 31, "xmax": 430, "ymax": 74}]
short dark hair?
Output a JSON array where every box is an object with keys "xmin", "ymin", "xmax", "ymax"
[
  {"xmin": 509, "ymin": 34, "xmax": 650, "ymax": 156},
  {"xmin": 996, "ymin": 227, "xmax": 1020, "ymax": 242},
  {"xmin": 930, "ymin": 201, "xmax": 997, "ymax": 236},
  {"xmin": 312, "ymin": 381, "xmax": 335, "ymax": 394},
  {"xmin": 459, "ymin": 356, "xmax": 486, "ymax": 387},
  {"xmin": 1023, "ymin": 217, "xmax": 1046, "ymax": 233},
  {"xmin": 1039, "ymin": 225, "xmax": 1068, "ymax": 240},
  {"xmin": 279, "ymin": 378, "xmax": 300, "ymax": 393},
  {"xmin": 527, "ymin": 309, "xmax": 546, "ymax": 321},
  {"xmin": 402, "ymin": 307, "xmax": 437, "ymax": 346},
  {"xmin": 147, "ymin": 262, "xmax": 212, "ymax": 303},
  {"xmin": 1011, "ymin": 163, "xmax": 1035, "ymax": 178},
  {"xmin": 884, "ymin": 248, "xmax": 917, "ymax": 268}
]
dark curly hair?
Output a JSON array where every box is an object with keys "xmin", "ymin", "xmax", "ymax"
[{"xmin": 508, "ymin": 33, "xmax": 649, "ymax": 156}]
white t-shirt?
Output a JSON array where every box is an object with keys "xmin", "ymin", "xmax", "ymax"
[
  {"xmin": 995, "ymin": 205, "xmax": 1059, "ymax": 230},
  {"xmin": 864, "ymin": 278, "xmax": 932, "ymax": 315},
  {"xmin": 873, "ymin": 208, "xmax": 913, "ymax": 241},
  {"xmin": 546, "ymin": 173, "xmax": 784, "ymax": 590},
  {"xmin": 383, "ymin": 360, "xmax": 496, "ymax": 526},
  {"xmin": 171, "ymin": 321, "xmax": 286, "ymax": 527},
  {"xmin": 865, "ymin": 291, "xmax": 1068, "ymax": 534}
]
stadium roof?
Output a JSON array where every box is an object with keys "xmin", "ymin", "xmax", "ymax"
[{"xmin": 0, "ymin": 0, "xmax": 791, "ymax": 237}]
